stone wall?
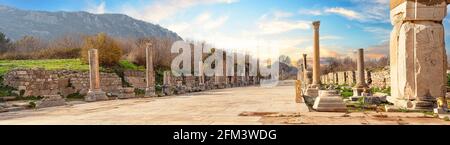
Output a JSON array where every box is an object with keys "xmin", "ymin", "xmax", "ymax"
[
  {"xmin": 3, "ymin": 68, "xmax": 261, "ymax": 98},
  {"xmin": 320, "ymin": 68, "xmax": 390, "ymax": 89},
  {"xmin": 124, "ymin": 70, "xmax": 146, "ymax": 89},
  {"xmin": 371, "ymin": 69, "xmax": 390, "ymax": 89},
  {"xmin": 3, "ymin": 69, "xmax": 122, "ymax": 97}
]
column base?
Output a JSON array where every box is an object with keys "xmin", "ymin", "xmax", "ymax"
[
  {"xmin": 352, "ymin": 87, "xmax": 370, "ymax": 97},
  {"xmin": 144, "ymin": 87, "xmax": 157, "ymax": 97},
  {"xmin": 305, "ymin": 88, "xmax": 319, "ymax": 97},
  {"xmin": 162, "ymin": 85, "xmax": 173, "ymax": 96},
  {"xmin": 313, "ymin": 90, "xmax": 347, "ymax": 112},
  {"xmin": 85, "ymin": 89, "xmax": 108, "ymax": 102}
]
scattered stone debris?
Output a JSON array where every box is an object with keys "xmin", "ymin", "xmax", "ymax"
[{"xmin": 36, "ymin": 95, "xmax": 66, "ymax": 108}]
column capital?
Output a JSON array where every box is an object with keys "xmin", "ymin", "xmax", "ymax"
[{"xmin": 312, "ymin": 21, "xmax": 320, "ymax": 30}]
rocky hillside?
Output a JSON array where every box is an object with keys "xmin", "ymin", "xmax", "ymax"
[{"xmin": 0, "ymin": 5, "xmax": 182, "ymax": 40}]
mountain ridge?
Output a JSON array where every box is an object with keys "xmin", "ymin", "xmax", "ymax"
[{"xmin": 0, "ymin": 5, "xmax": 182, "ymax": 41}]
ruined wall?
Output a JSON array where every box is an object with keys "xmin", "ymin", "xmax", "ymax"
[
  {"xmin": 124, "ymin": 70, "xmax": 146, "ymax": 89},
  {"xmin": 320, "ymin": 68, "xmax": 390, "ymax": 89},
  {"xmin": 371, "ymin": 69, "xmax": 390, "ymax": 89},
  {"xmin": 3, "ymin": 69, "xmax": 122, "ymax": 97}
]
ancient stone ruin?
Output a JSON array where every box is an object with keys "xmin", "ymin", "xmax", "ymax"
[
  {"xmin": 85, "ymin": 49, "xmax": 109, "ymax": 102},
  {"xmin": 305, "ymin": 21, "xmax": 321, "ymax": 97},
  {"xmin": 145, "ymin": 43, "xmax": 157, "ymax": 97},
  {"xmin": 389, "ymin": 0, "xmax": 448, "ymax": 110},
  {"xmin": 352, "ymin": 48, "xmax": 370, "ymax": 97},
  {"xmin": 313, "ymin": 90, "xmax": 347, "ymax": 112}
]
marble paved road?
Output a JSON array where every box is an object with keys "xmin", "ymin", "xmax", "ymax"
[{"xmin": 0, "ymin": 85, "xmax": 308, "ymax": 125}]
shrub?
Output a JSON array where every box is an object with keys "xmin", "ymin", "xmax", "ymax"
[
  {"xmin": 341, "ymin": 92, "xmax": 353, "ymax": 98},
  {"xmin": 81, "ymin": 33, "xmax": 123, "ymax": 67},
  {"xmin": 447, "ymin": 73, "xmax": 450, "ymax": 86}
]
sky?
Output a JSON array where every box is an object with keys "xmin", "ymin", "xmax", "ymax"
[{"xmin": 1, "ymin": 0, "xmax": 449, "ymax": 62}]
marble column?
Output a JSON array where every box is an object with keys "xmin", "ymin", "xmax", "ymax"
[
  {"xmin": 388, "ymin": 0, "xmax": 448, "ymax": 110},
  {"xmin": 85, "ymin": 49, "xmax": 108, "ymax": 102},
  {"xmin": 353, "ymin": 49, "xmax": 369, "ymax": 96},
  {"xmin": 145, "ymin": 43, "xmax": 157, "ymax": 97},
  {"xmin": 305, "ymin": 21, "xmax": 321, "ymax": 97},
  {"xmin": 311, "ymin": 21, "xmax": 321, "ymax": 87}
]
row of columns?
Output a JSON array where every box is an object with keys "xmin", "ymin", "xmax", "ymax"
[{"xmin": 85, "ymin": 44, "xmax": 260, "ymax": 102}]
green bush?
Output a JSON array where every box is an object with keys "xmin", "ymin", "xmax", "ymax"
[
  {"xmin": 0, "ymin": 76, "xmax": 16, "ymax": 97},
  {"xmin": 447, "ymin": 73, "xmax": 450, "ymax": 86},
  {"xmin": 341, "ymin": 92, "xmax": 353, "ymax": 98},
  {"xmin": 371, "ymin": 87, "xmax": 391, "ymax": 96},
  {"xmin": 119, "ymin": 60, "xmax": 143, "ymax": 70}
]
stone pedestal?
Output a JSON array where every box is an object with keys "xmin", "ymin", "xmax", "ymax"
[
  {"xmin": 86, "ymin": 89, "xmax": 108, "ymax": 102},
  {"xmin": 162, "ymin": 85, "xmax": 173, "ymax": 96},
  {"xmin": 352, "ymin": 87, "xmax": 369, "ymax": 97},
  {"xmin": 313, "ymin": 90, "xmax": 347, "ymax": 112},
  {"xmin": 36, "ymin": 95, "xmax": 66, "ymax": 108},
  {"xmin": 389, "ymin": 0, "xmax": 448, "ymax": 110},
  {"xmin": 305, "ymin": 88, "xmax": 319, "ymax": 97},
  {"xmin": 144, "ymin": 87, "xmax": 156, "ymax": 97}
]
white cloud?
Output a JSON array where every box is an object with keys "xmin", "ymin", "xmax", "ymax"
[
  {"xmin": 258, "ymin": 20, "xmax": 310, "ymax": 34},
  {"xmin": 298, "ymin": 9, "xmax": 322, "ymax": 16},
  {"xmin": 363, "ymin": 27, "xmax": 390, "ymax": 41},
  {"xmin": 121, "ymin": 0, "xmax": 238, "ymax": 23},
  {"xmin": 87, "ymin": 1, "xmax": 106, "ymax": 14},
  {"xmin": 325, "ymin": 7, "xmax": 363, "ymax": 20},
  {"xmin": 320, "ymin": 35, "xmax": 343, "ymax": 40},
  {"xmin": 272, "ymin": 11, "xmax": 294, "ymax": 18},
  {"xmin": 257, "ymin": 10, "xmax": 310, "ymax": 34},
  {"xmin": 348, "ymin": 0, "xmax": 390, "ymax": 23}
]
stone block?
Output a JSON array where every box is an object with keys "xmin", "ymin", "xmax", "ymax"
[
  {"xmin": 36, "ymin": 95, "xmax": 66, "ymax": 108},
  {"xmin": 313, "ymin": 90, "xmax": 347, "ymax": 112},
  {"xmin": 85, "ymin": 90, "xmax": 108, "ymax": 102},
  {"xmin": 390, "ymin": 0, "xmax": 447, "ymax": 24}
]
